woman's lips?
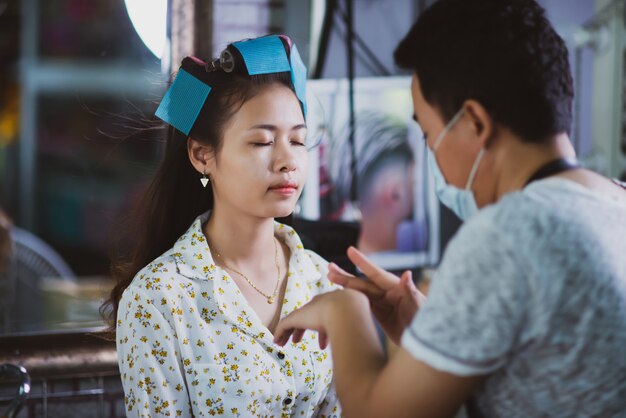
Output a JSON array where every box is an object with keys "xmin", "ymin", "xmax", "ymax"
[
  {"xmin": 269, "ymin": 182, "xmax": 298, "ymax": 196},
  {"xmin": 269, "ymin": 186, "xmax": 297, "ymax": 196}
]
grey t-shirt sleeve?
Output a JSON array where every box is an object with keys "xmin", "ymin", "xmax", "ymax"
[{"xmin": 402, "ymin": 215, "xmax": 529, "ymax": 376}]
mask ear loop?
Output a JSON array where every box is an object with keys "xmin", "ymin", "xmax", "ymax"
[
  {"xmin": 433, "ymin": 109, "xmax": 465, "ymax": 151},
  {"xmin": 465, "ymin": 148, "xmax": 485, "ymax": 190}
]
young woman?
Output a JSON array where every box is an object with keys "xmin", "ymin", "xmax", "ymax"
[{"xmin": 103, "ymin": 35, "xmax": 341, "ymax": 417}]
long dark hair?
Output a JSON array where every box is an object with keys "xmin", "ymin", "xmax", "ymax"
[{"xmin": 100, "ymin": 54, "xmax": 298, "ymax": 339}]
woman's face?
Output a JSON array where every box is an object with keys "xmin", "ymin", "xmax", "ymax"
[{"xmin": 208, "ymin": 84, "xmax": 308, "ymax": 219}]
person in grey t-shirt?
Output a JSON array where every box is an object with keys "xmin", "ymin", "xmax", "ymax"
[{"xmin": 273, "ymin": 0, "xmax": 626, "ymax": 417}]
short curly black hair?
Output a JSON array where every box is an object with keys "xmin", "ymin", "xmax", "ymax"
[{"xmin": 394, "ymin": 0, "xmax": 573, "ymax": 143}]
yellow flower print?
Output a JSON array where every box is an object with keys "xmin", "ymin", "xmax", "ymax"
[{"xmin": 138, "ymin": 376, "xmax": 156, "ymax": 395}]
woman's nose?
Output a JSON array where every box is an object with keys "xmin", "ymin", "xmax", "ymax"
[{"xmin": 274, "ymin": 141, "xmax": 297, "ymax": 173}]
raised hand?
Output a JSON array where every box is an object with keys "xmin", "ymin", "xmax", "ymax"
[{"xmin": 328, "ymin": 247, "xmax": 426, "ymax": 344}]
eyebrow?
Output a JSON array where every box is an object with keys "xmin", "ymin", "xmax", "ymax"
[{"xmin": 248, "ymin": 123, "xmax": 307, "ymax": 132}]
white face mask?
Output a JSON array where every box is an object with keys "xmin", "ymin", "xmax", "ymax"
[{"xmin": 426, "ymin": 109, "xmax": 485, "ymax": 221}]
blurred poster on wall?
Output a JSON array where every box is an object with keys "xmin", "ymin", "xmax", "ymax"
[{"xmin": 301, "ymin": 77, "xmax": 440, "ymax": 270}]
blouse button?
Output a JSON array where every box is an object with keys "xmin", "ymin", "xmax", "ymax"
[
  {"xmin": 277, "ymin": 351, "xmax": 285, "ymax": 360},
  {"xmin": 283, "ymin": 397, "xmax": 293, "ymax": 405}
]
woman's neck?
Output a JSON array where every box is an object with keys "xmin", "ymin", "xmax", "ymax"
[{"xmin": 203, "ymin": 205, "xmax": 277, "ymax": 267}]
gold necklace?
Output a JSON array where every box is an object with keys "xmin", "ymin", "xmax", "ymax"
[{"xmin": 210, "ymin": 238, "xmax": 281, "ymax": 304}]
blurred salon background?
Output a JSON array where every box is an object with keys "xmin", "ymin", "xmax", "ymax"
[{"xmin": 0, "ymin": 0, "xmax": 623, "ymax": 416}]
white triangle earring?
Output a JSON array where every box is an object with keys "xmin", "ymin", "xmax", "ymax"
[{"xmin": 200, "ymin": 170, "xmax": 209, "ymax": 188}]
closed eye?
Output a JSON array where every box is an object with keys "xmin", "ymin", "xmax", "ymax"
[{"xmin": 252, "ymin": 141, "xmax": 273, "ymax": 147}]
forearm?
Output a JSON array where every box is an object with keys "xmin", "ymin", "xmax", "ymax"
[{"xmin": 326, "ymin": 290, "xmax": 387, "ymax": 418}]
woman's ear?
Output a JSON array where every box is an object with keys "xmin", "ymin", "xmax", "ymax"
[
  {"xmin": 463, "ymin": 100, "xmax": 494, "ymax": 149},
  {"xmin": 187, "ymin": 137, "xmax": 214, "ymax": 174}
]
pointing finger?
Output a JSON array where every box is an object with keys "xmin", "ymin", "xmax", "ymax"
[
  {"xmin": 347, "ymin": 247, "xmax": 400, "ymax": 290},
  {"xmin": 328, "ymin": 264, "xmax": 385, "ymax": 298}
]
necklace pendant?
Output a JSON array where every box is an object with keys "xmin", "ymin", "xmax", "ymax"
[{"xmin": 267, "ymin": 296, "xmax": 274, "ymax": 304}]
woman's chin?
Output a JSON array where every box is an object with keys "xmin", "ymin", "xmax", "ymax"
[
  {"xmin": 273, "ymin": 209, "xmax": 294, "ymax": 219},
  {"xmin": 270, "ymin": 203, "xmax": 296, "ymax": 219}
]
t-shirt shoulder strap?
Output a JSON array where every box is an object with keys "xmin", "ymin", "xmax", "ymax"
[{"xmin": 612, "ymin": 178, "xmax": 626, "ymax": 190}]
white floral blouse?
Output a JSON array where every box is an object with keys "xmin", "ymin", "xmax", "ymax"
[{"xmin": 116, "ymin": 212, "xmax": 342, "ymax": 418}]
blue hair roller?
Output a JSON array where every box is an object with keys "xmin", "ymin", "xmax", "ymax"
[
  {"xmin": 232, "ymin": 36, "xmax": 292, "ymax": 75},
  {"xmin": 155, "ymin": 68, "xmax": 212, "ymax": 135}
]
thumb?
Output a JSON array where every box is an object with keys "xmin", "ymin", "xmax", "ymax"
[
  {"xmin": 401, "ymin": 270, "xmax": 413, "ymax": 289},
  {"xmin": 402, "ymin": 271, "xmax": 420, "ymax": 297},
  {"xmin": 403, "ymin": 271, "xmax": 428, "ymax": 306}
]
